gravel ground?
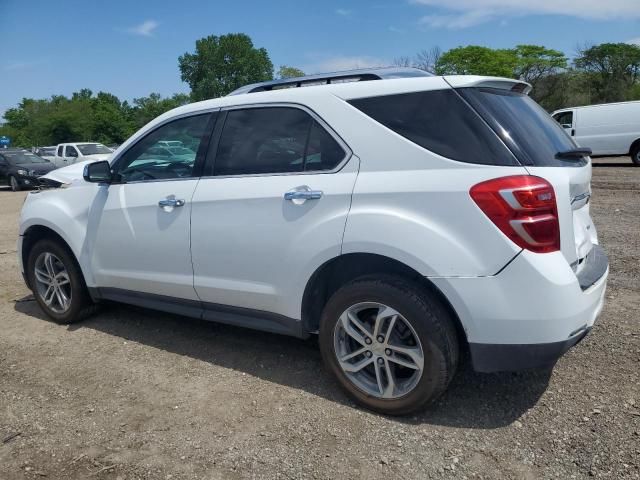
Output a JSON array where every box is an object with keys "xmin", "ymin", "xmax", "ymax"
[{"xmin": 0, "ymin": 157, "xmax": 638, "ymax": 479}]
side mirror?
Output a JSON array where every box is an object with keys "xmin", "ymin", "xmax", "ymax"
[{"xmin": 83, "ymin": 161, "xmax": 112, "ymax": 183}]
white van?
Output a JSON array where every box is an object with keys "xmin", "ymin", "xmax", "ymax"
[{"xmin": 552, "ymin": 101, "xmax": 640, "ymax": 165}]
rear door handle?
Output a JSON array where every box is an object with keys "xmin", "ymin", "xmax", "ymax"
[
  {"xmin": 158, "ymin": 197, "xmax": 185, "ymax": 208},
  {"xmin": 284, "ymin": 188, "xmax": 323, "ymax": 201}
]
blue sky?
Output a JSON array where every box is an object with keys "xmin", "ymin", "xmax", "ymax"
[{"xmin": 2, "ymin": 0, "xmax": 639, "ymax": 116}]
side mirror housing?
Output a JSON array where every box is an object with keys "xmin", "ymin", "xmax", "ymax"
[{"xmin": 83, "ymin": 161, "xmax": 112, "ymax": 183}]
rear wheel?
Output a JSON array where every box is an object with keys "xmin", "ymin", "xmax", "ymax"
[
  {"xmin": 319, "ymin": 275, "xmax": 459, "ymax": 415},
  {"xmin": 9, "ymin": 175, "xmax": 21, "ymax": 191},
  {"xmin": 631, "ymin": 143, "xmax": 640, "ymax": 166},
  {"xmin": 26, "ymin": 239, "xmax": 96, "ymax": 324}
]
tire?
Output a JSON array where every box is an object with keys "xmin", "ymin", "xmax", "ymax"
[
  {"xmin": 26, "ymin": 238, "xmax": 97, "ymax": 324},
  {"xmin": 9, "ymin": 175, "xmax": 21, "ymax": 192},
  {"xmin": 319, "ymin": 275, "xmax": 459, "ymax": 415},
  {"xmin": 631, "ymin": 143, "xmax": 640, "ymax": 166}
]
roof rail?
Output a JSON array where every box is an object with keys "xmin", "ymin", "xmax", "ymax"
[{"xmin": 227, "ymin": 67, "xmax": 432, "ymax": 96}]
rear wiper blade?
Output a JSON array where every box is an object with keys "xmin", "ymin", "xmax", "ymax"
[{"xmin": 555, "ymin": 147, "xmax": 592, "ymax": 159}]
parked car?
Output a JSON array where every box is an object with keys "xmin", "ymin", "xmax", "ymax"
[
  {"xmin": 552, "ymin": 101, "xmax": 640, "ymax": 165},
  {"xmin": 52, "ymin": 142, "xmax": 113, "ymax": 168},
  {"xmin": 19, "ymin": 68, "xmax": 608, "ymax": 414},
  {"xmin": 0, "ymin": 149, "xmax": 55, "ymax": 191},
  {"xmin": 34, "ymin": 146, "xmax": 57, "ymax": 162}
]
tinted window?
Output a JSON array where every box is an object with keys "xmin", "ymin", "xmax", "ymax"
[
  {"xmin": 77, "ymin": 144, "xmax": 112, "ymax": 155},
  {"xmin": 213, "ymin": 107, "xmax": 345, "ymax": 176},
  {"xmin": 65, "ymin": 146, "xmax": 78, "ymax": 157},
  {"xmin": 57, "ymin": 146, "xmax": 63, "ymax": 156},
  {"xmin": 115, "ymin": 113, "xmax": 213, "ymax": 182},
  {"xmin": 304, "ymin": 121, "xmax": 345, "ymax": 171},
  {"xmin": 349, "ymin": 90, "xmax": 517, "ymax": 166},
  {"xmin": 459, "ymin": 88, "xmax": 585, "ymax": 167}
]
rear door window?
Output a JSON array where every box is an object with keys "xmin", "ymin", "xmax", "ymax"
[
  {"xmin": 459, "ymin": 88, "xmax": 586, "ymax": 167},
  {"xmin": 348, "ymin": 90, "xmax": 518, "ymax": 166},
  {"xmin": 212, "ymin": 107, "xmax": 346, "ymax": 176}
]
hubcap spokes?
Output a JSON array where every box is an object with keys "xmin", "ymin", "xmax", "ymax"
[
  {"xmin": 334, "ymin": 302, "xmax": 424, "ymax": 399},
  {"xmin": 34, "ymin": 252, "xmax": 72, "ymax": 314}
]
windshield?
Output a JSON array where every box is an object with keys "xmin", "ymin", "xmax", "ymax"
[
  {"xmin": 77, "ymin": 144, "xmax": 112, "ymax": 155},
  {"xmin": 459, "ymin": 88, "xmax": 587, "ymax": 167},
  {"xmin": 3, "ymin": 151, "xmax": 49, "ymax": 164}
]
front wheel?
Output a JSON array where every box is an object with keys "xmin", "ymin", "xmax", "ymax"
[
  {"xmin": 26, "ymin": 239, "xmax": 96, "ymax": 324},
  {"xmin": 319, "ymin": 275, "xmax": 459, "ymax": 415},
  {"xmin": 631, "ymin": 143, "xmax": 640, "ymax": 166},
  {"xmin": 9, "ymin": 175, "xmax": 21, "ymax": 191}
]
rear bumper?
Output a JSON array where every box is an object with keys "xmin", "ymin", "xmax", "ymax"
[
  {"xmin": 469, "ymin": 327, "xmax": 590, "ymax": 373},
  {"xmin": 431, "ymin": 246, "xmax": 608, "ymax": 372}
]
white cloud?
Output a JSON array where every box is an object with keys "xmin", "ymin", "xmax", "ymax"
[
  {"xmin": 335, "ymin": 8, "xmax": 351, "ymax": 16},
  {"xmin": 628, "ymin": 38, "xmax": 640, "ymax": 45},
  {"xmin": 4, "ymin": 61, "xmax": 38, "ymax": 71},
  {"xmin": 127, "ymin": 20, "xmax": 159, "ymax": 37},
  {"xmin": 412, "ymin": 0, "xmax": 640, "ymax": 29},
  {"xmin": 303, "ymin": 55, "xmax": 390, "ymax": 73},
  {"xmin": 388, "ymin": 25, "xmax": 405, "ymax": 33}
]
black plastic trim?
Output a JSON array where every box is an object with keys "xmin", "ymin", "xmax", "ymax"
[
  {"xmin": 469, "ymin": 328, "xmax": 590, "ymax": 373},
  {"xmin": 576, "ymin": 245, "xmax": 608, "ymax": 291},
  {"xmin": 91, "ymin": 287, "xmax": 307, "ymax": 339}
]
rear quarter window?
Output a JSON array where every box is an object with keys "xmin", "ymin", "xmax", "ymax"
[
  {"xmin": 348, "ymin": 89, "xmax": 518, "ymax": 166},
  {"xmin": 459, "ymin": 88, "xmax": 587, "ymax": 167}
]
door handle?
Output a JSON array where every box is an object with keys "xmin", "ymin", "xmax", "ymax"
[
  {"xmin": 158, "ymin": 198, "xmax": 185, "ymax": 208},
  {"xmin": 284, "ymin": 188, "xmax": 323, "ymax": 201}
]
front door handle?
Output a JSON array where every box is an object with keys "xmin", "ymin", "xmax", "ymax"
[
  {"xmin": 284, "ymin": 188, "xmax": 323, "ymax": 201},
  {"xmin": 158, "ymin": 197, "xmax": 185, "ymax": 208}
]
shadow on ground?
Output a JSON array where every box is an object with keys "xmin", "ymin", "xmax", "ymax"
[{"xmin": 15, "ymin": 296, "xmax": 551, "ymax": 429}]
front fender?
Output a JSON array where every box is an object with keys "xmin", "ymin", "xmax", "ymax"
[{"xmin": 20, "ymin": 185, "xmax": 102, "ymax": 286}]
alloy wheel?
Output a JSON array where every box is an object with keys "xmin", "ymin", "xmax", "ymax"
[
  {"xmin": 333, "ymin": 302, "xmax": 424, "ymax": 399},
  {"xmin": 33, "ymin": 252, "xmax": 72, "ymax": 314}
]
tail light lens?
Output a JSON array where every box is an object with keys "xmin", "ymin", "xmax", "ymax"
[{"xmin": 470, "ymin": 175, "xmax": 560, "ymax": 253}]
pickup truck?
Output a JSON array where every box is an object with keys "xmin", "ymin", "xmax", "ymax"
[{"xmin": 52, "ymin": 142, "xmax": 113, "ymax": 168}]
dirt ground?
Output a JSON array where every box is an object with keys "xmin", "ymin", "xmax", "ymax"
[{"xmin": 0, "ymin": 157, "xmax": 638, "ymax": 480}]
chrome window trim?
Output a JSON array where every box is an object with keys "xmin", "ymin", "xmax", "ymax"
[{"xmin": 201, "ymin": 102, "xmax": 353, "ymax": 179}]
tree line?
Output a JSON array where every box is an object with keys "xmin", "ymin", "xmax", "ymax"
[
  {"xmin": 2, "ymin": 33, "xmax": 639, "ymax": 148},
  {"xmin": 396, "ymin": 42, "xmax": 640, "ymax": 112}
]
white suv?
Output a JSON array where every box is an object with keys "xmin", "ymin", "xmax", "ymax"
[{"xmin": 18, "ymin": 68, "xmax": 609, "ymax": 414}]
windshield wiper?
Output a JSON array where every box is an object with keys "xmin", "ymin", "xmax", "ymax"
[{"xmin": 555, "ymin": 147, "xmax": 592, "ymax": 160}]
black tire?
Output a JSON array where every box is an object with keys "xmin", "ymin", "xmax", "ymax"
[
  {"xmin": 26, "ymin": 238, "xmax": 97, "ymax": 324},
  {"xmin": 319, "ymin": 275, "xmax": 459, "ymax": 415},
  {"xmin": 631, "ymin": 143, "xmax": 640, "ymax": 166},
  {"xmin": 9, "ymin": 175, "xmax": 21, "ymax": 192}
]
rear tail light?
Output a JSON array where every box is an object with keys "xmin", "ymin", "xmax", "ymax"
[{"xmin": 470, "ymin": 175, "xmax": 560, "ymax": 253}]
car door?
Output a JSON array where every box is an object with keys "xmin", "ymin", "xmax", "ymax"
[
  {"xmin": 64, "ymin": 145, "xmax": 79, "ymax": 164},
  {"xmin": 190, "ymin": 105, "xmax": 358, "ymax": 321},
  {"xmin": 89, "ymin": 111, "xmax": 217, "ymax": 300}
]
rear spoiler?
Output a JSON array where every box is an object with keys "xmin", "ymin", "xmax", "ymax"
[{"xmin": 444, "ymin": 76, "xmax": 532, "ymax": 95}]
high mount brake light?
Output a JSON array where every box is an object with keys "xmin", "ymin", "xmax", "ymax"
[{"xmin": 470, "ymin": 175, "xmax": 560, "ymax": 253}]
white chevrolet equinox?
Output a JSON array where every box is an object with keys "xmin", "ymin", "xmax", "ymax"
[{"xmin": 18, "ymin": 68, "xmax": 609, "ymax": 414}]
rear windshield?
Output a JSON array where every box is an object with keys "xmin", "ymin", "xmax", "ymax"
[
  {"xmin": 348, "ymin": 90, "xmax": 518, "ymax": 166},
  {"xmin": 458, "ymin": 88, "xmax": 587, "ymax": 167}
]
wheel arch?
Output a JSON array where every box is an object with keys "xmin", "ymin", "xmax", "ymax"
[
  {"xmin": 629, "ymin": 137, "xmax": 640, "ymax": 157},
  {"xmin": 301, "ymin": 252, "xmax": 468, "ymax": 347},
  {"xmin": 21, "ymin": 224, "xmax": 89, "ymax": 292}
]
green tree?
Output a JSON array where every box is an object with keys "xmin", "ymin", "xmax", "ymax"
[
  {"xmin": 575, "ymin": 43, "xmax": 640, "ymax": 102},
  {"xmin": 129, "ymin": 93, "xmax": 191, "ymax": 127},
  {"xmin": 513, "ymin": 45, "xmax": 567, "ymax": 85},
  {"xmin": 178, "ymin": 33, "xmax": 273, "ymax": 100},
  {"xmin": 277, "ymin": 65, "xmax": 305, "ymax": 79},
  {"xmin": 435, "ymin": 45, "xmax": 517, "ymax": 77}
]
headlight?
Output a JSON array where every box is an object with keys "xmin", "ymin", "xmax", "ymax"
[{"xmin": 16, "ymin": 169, "xmax": 28, "ymax": 175}]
